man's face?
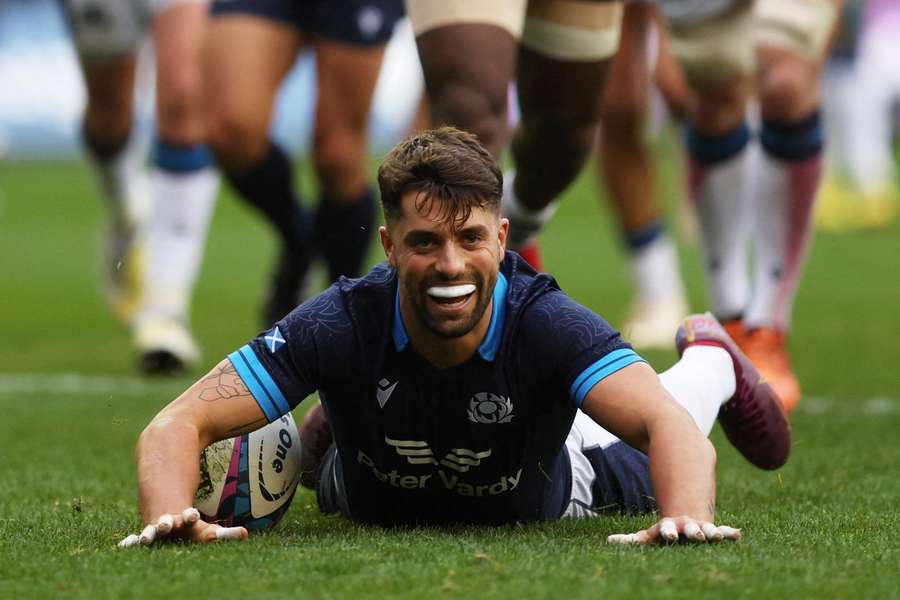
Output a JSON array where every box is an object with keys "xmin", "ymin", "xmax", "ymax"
[{"xmin": 380, "ymin": 192, "xmax": 508, "ymax": 340}]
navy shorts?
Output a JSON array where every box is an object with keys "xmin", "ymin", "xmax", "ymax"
[
  {"xmin": 317, "ymin": 445, "xmax": 352, "ymax": 518},
  {"xmin": 211, "ymin": 0, "xmax": 404, "ymax": 46},
  {"xmin": 581, "ymin": 442, "xmax": 656, "ymax": 515}
]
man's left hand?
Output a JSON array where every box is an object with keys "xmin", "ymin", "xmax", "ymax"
[{"xmin": 607, "ymin": 516, "xmax": 741, "ymax": 545}]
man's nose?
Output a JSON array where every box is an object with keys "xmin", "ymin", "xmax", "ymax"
[{"xmin": 434, "ymin": 241, "xmax": 465, "ymax": 278}]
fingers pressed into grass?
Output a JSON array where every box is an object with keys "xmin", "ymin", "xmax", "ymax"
[
  {"xmin": 659, "ymin": 519, "xmax": 678, "ymax": 542},
  {"xmin": 683, "ymin": 520, "xmax": 705, "ymax": 542},
  {"xmin": 701, "ymin": 522, "xmax": 723, "ymax": 542},
  {"xmin": 139, "ymin": 524, "xmax": 157, "ymax": 545},
  {"xmin": 607, "ymin": 517, "xmax": 741, "ymax": 546},
  {"xmin": 182, "ymin": 508, "xmax": 200, "ymax": 525},
  {"xmin": 606, "ymin": 529, "xmax": 651, "ymax": 545},
  {"xmin": 156, "ymin": 514, "xmax": 174, "ymax": 535},
  {"xmin": 718, "ymin": 525, "xmax": 742, "ymax": 540},
  {"xmin": 214, "ymin": 526, "xmax": 248, "ymax": 542},
  {"xmin": 633, "ymin": 530, "xmax": 652, "ymax": 544},
  {"xmin": 117, "ymin": 534, "xmax": 141, "ymax": 549},
  {"xmin": 117, "ymin": 508, "xmax": 207, "ymax": 548}
]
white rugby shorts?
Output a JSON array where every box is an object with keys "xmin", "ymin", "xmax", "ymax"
[
  {"xmin": 406, "ymin": 0, "xmax": 624, "ymax": 62},
  {"xmin": 665, "ymin": 0, "xmax": 840, "ymax": 84}
]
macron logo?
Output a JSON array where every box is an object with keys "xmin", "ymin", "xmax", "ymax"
[
  {"xmin": 265, "ymin": 326, "xmax": 286, "ymax": 353},
  {"xmin": 376, "ymin": 378, "xmax": 398, "ymax": 408}
]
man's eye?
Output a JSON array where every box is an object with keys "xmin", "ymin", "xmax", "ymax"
[{"xmin": 463, "ymin": 233, "xmax": 482, "ymax": 244}]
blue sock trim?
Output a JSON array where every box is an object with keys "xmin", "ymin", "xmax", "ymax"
[
  {"xmin": 624, "ymin": 219, "xmax": 664, "ymax": 251},
  {"xmin": 154, "ymin": 141, "xmax": 214, "ymax": 173},
  {"xmin": 759, "ymin": 110, "xmax": 823, "ymax": 162},
  {"xmin": 685, "ymin": 122, "xmax": 750, "ymax": 165}
]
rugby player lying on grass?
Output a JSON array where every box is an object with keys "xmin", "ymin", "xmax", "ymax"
[{"xmin": 120, "ymin": 127, "xmax": 790, "ymax": 548}]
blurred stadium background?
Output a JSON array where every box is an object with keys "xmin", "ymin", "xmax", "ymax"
[{"xmin": 0, "ymin": 0, "xmax": 425, "ymax": 160}]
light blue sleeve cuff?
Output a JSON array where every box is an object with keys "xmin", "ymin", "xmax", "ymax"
[
  {"xmin": 228, "ymin": 344, "xmax": 292, "ymax": 422},
  {"xmin": 570, "ymin": 348, "xmax": 646, "ymax": 408}
]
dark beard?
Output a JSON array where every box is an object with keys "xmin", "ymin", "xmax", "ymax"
[{"xmin": 406, "ymin": 270, "xmax": 495, "ymax": 339}]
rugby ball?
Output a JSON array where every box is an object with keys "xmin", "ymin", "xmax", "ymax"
[{"xmin": 194, "ymin": 414, "xmax": 302, "ymax": 530}]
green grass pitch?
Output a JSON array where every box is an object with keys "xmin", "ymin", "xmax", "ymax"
[{"xmin": 0, "ymin": 149, "xmax": 898, "ymax": 599}]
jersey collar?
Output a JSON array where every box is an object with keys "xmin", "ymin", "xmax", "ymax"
[{"xmin": 392, "ymin": 272, "xmax": 509, "ymax": 361}]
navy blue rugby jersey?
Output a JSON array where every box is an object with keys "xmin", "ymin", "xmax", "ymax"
[{"xmin": 227, "ymin": 252, "xmax": 644, "ymax": 526}]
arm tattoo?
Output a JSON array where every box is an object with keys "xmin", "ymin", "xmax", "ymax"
[{"xmin": 198, "ymin": 361, "xmax": 251, "ymax": 402}]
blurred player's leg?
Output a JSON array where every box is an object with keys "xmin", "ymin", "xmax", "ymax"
[
  {"xmin": 742, "ymin": 0, "xmax": 841, "ymax": 411},
  {"xmin": 407, "ymin": 0, "xmax": 523, "ymax": 158},
  {"xmin": 817, "ymin": 0, "xmax": 867, "ymax": 231},
  {"xmin": 820, "ymin": 2, "xmax": 900, "ymax": 230},
  {"xmin": 135, "ymin": 0, "xmax": 219, "ymax": 374},
  {"xmin": 313, "ymin": 46, "xmax": 379, "ymax": 282},
  {"xmin": 666, "ymin": 2, "xmax": 756, "ymax": 326},
  {"xmin": 204, "ymin": 8, "xmax": 309, "ymax": 326},
  {"xmin": 409, "ymin": 3, "xmax": 542, "ymax": 263},
  {"xmin": 79, "ymin": 57, "xmax": 138, "ymax": 216},
  {"xmin": 79, "ymin": 57, "xmax": 150, "ymax": 324},
  {"xmin": 841, "ymin": 6, "xmax": 900, "ymax": 226},
  {"xmin": 507, "ymin": 0, "xmax": 624, "ymax": 269},
  {"xmin": 310, "ymin": 0, "xmax": 403, "ymax": 281},
  {"xmin": 63, "ymin": 0, "xmax": 150, "ymax": 324},
  {"xmin": 598, "ymin": 3, "xmax": 687, "ymax": 349},
  {"xmin": 818, "ymin": 33, "xmax": 857, "ymax": 232}
]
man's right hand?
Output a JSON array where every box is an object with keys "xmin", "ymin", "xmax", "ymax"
[{"xmin": 117, "ymin": 508, "xmax": 248, "ymax": 548}]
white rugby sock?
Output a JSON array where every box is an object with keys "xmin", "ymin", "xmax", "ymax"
[
  {"xmin": 501, "ymin": 169, "xmax": 558, "ymax": 249},
  {"xmin": 745, "ymin": 112, "xmax": 823, "ymax": 331},
  {"xmin": 658, "ymin": 346, "xmax": 735, "ymax": 436},
  {"xmin": 139, "ymin": 166, "xmax": 218, "ymax": 321},
  {"xmin": 631, "ymin": 232, "xmax": 685, "ymax": 304},
  {"xmin": 687, "ymin": 125, "xmax": 754, "ymax": 320}
]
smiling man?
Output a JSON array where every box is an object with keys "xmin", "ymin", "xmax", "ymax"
[{"xmin": 122, "ymin": 127, "xmax": 789, "ymax": 547}]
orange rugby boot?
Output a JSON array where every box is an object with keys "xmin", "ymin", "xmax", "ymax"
[
  {"xmin": 741, "ymin": 327, "xmax": 801, "ymax": 414},
  {"xmin": 722, "ymin": 319, "xmax": 746, "ymax": 346}
]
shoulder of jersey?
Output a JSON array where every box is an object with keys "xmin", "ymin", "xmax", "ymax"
[{"xmin": 503, "ymin": 255, "xmax": 560, "ymax": 309}]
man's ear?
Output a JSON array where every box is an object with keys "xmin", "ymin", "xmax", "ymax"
[
  {"xmin": 497, "ymin": 217, "xmax": 509, "ymax": 262},
  {"xmin": 379, "ymin": 225, "xmax": 397, "ymax": 267}
]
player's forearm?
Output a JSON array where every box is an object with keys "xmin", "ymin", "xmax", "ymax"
[
  {"xmin": 646, "ymin": 417, "xmax": 717, "ymax": 521},
  {"xmin": 135, "ymin": 415, "xmax": 203, "ymax": 524}
]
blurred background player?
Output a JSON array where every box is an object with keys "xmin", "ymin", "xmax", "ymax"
[
  {"xmin": 661, "ymin": 0, "xmax": 842, "ymax": 411},
  {"xmin": 406, "ymin": 0, "xmax": 624, "ymax": 271},
  {"xmin": 818, "ymin": 0, "xmax": 900, "ymax": 231},
  {"xmin": 62, "ymin": 0, "xmax": 219, "ymax": 374},
  {"xmin": 595, "ymin": 2, "xmax": 693, "ymax": 349},
  {"xmin": 204, "ymin": 0, "xmax": 403, "ymax": 326}
]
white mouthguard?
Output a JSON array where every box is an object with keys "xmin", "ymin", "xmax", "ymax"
[{"xmin": 426, "ymin": 284, "xmax": 476, "ymax": 299}]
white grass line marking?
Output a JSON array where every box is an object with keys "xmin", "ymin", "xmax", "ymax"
[
  {"xmin": 0, "ymin": 375, "xmax": 898, "ymax": 416},
  {"xmin": 800, "ymin": 396, "xmax": 834, "ymax": 415},
  {"xmin": 800, "ymin": 396, "xmax": 899, "ymax": 416},
  {"xmin": 862, "ymin": 397, "xmax": 899, "ymax": 415},
  {"xmin": 0, "ymin": 373, "xmax": 181, "ymax": 397}
]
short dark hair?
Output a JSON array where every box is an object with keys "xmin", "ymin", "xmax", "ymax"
[{"xmin": 377, "ymin": 127, "xmax": 503, "ymax": 226}]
